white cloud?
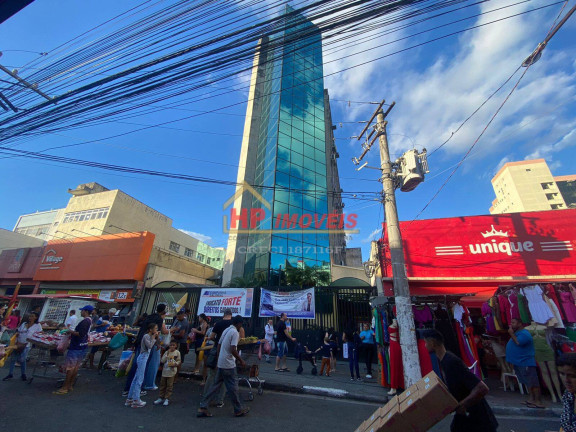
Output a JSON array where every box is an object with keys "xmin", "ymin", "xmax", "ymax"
[
  {"xmin": 361, "ymin": 227, "xmax": 381, "ymax": 243},
  {"xmin": 525, "ymin": 127, "xmax": 576, "ymax": 161},
  {"xmin": 178, "ymin": 229, "xmax": 213, "ymax": 244},
  {"xmin": 324, "ymin": 1, "xmax": 576, "ymax": 168}
]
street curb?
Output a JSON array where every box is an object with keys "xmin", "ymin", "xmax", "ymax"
[{"xmin": 180, "ymin": 371, "xmax": 562, "ymax": 416}]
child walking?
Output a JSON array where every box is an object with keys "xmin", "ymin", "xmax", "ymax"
[
  {"xmin": 154, "ymin": 340, "xmax": 181, "ymax": 406},
  {"xmin": 126, "ymin": 323, "xmax": 157, "ymax": 408},
  {"xmin": 316, "ymin": 337, "xmax": 334, "ymax": 377}
]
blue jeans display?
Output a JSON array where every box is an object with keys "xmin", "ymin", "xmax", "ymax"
[
  {"xmin": 128, "ymin": 351, "xmax": 149, "ymax": 402},
  {"xmin": 9, "ymin": 346, "xmax": 31, "ymax": 376},
  {"xmin": 143, "ymin": 345, "xmax": 160, "ymax": 389},
  {"xmin": 200, "ymin": 367, "xmax": 243, "ymax": 413},
  {"xmin": 347, "ymin": 342, "xmax": 360, "ymax": 379}
]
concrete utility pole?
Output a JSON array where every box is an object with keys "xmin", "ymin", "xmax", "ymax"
[{"xmin": 354, "ymin": 100, "xmax": 422, "ymax": 387}]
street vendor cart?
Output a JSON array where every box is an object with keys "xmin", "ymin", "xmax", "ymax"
[{"xmin": 237, "ymin": 341, "xmax": 264, "ymax": 400}]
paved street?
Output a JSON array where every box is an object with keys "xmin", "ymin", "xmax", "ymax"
[{"xmin": 0, "ymin": 368, "xmax": 560, "ymax": 432}]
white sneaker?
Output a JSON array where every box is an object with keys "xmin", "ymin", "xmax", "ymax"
[
  {"xmin": 388, "ymin": 389, "xmax": 397, "ymax": 396},
  {"xmin": 366, "ymin": 374, "xmax": 372, "ymax": 379},
  {"xmin": 153, "ymin": 398, "xmax": 164, "ymax": 405},
  {"xmin": 163, "ymin": 399, "xmax": 170, "ymax": 406},
  {"xmin": 131, "ymin": 400, "xmax": 146, "ymax": 408},
  {"xmin": 124, "ymin": 399, "xmax": 134, "ymax": 407}
]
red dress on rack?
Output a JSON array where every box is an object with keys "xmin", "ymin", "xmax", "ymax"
[{"xmin": 388, "ymin": 326, "xmax": 404, "ymax": 389}]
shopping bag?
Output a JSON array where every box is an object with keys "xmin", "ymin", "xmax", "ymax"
[
  {"xmin": 262, "ymin": 340, "xmax": 271, "ymax": 355},
  {"xmin": 188, "ymin": 329, "xmax": 197, "ymax": 344},
  {"xmin": 343, "ymin": 342, "xmax": 349, "ymax": 359},
  {"xmin": 0, "ymin": 329, "xmax": 11, "ymax": 344},
  {"xmin": 108, "ymin": 333, "xmax": 128, "ymax": 350},
  {"xmin": 159, "ymin": 332, "xmax": 171, "ymax": 349},
  {"xmin": 57, "ymin": 334, "xmax": 71, "ymax": 354},
  {"xmin": 115, "ymin": 350, "xmax": 134, "ymax": 378}
]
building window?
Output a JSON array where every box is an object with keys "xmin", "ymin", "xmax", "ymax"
[
  {"xmin": 546, "ymin": 193, "xmax": 557, "ymax": 200},
  {"xmin": 169, "ymin": 241, "xmax": 181, "ymax": 253},
  {"xmin": 541, "ymin": 182, "xmax": 553, "ymax": 190},
  {"xmin": 197, "ymin": 253, "xmax": 205, "ymax": 262},
  {"xmin": 207, "ymin": 257, "xmax": 212, "ymax": 265},
  {"xmin": 62, "ymin": 207, "xmax": 109, "ymax": 223},
  {"xmin": 184, "ymin": 247, "xmax": 194, "ymax": 258},
  {"xmin": 551, "ymin": 204, "xmax": 563, "ymax": 210},
  {"xmin": 525, "ymin": 169, "xmax": 531, "ymax": 172}
]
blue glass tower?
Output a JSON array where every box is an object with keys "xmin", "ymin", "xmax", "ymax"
[{"xmin": 223, "ymin": 7, "xmax": 344, "ymax": 285}]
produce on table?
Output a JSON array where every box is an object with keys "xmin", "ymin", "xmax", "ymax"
[{"xmin": 238, "ymin": 336, "xmax": 259, "ymax": 345}]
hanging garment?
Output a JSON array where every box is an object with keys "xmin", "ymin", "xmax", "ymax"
[
  {"xmin": 546, "ymin": 284, "xmax": 564, "ymax": 320},
  {"xmin": 498, "ymin": 295, "xmax": 511, "ymax": 326},
  {"xmin": 413, "ymin": 306, "xmax": 433, "ymax": 328},
  {"xmin": 465, "ymin": 325, "xmax": 482, "ymax": 379},
  {"xmin": 545, "ymin": 296, "xmax": 565, "ymax": 328},
  {"xmin": 388, "ymin": 326, "xmax": 404, "ymax": 389},
  {"xmin": 523, "ymin": 285, "xmax": 554, "ymax": 325},
  {"xmin": 434, "ymin": 307, "xmax": 462, "ymax": 358},
  {"xmin": 560, "ymin": 291, "xmax": 576, "ymax": 323},
  {"xmin": 566, "ymin": 327, "xmax": 576, "ymax": 343},
  {"xmin": 374, "ymin": 308, "xmax": 383, "ymax": 345},
  {"xmin": 489, "ymin": 297, "xmax": 504, "ymax": 330},
  {"xmin": 381, "ymin": 309, "xmax": 390, "ymax": 344},
  {"xmin": 481, "ymin": 302, "xmax": 497, "ymax": 334},
  {"xmin": 509, "ymin": 293, "xmax": 521, "ymax": 322},
  {"xmin": 452, "ymin": 303, "xmax": 466, "ymax": 325},
  {"xmin": 527, "ymin": 326, "xmax": 555, "ymax": 362},
  {"xmin": 517, "ymin": 293, "xmax": 532, "ymax": 324},
  {"xmin": 417, "ymin": 338, "xmax": 433, "ymax": 376}
]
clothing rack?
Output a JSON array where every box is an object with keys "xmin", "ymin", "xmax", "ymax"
[{"xmin": 370, "ymin": 293, "xmax": 476, "ymax": 308}]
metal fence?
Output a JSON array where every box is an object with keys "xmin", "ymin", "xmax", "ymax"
[{"xmin": 141, "ymin": 285, "xmax": 375, "ymax": 351}]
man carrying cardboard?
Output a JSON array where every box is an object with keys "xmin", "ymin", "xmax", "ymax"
[{"xmin": 425, "ymin": 330, "xmax": 498, "ymax": 432}]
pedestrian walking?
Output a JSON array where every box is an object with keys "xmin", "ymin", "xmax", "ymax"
[
  {"xmin": 197, "ymin": 315, "xmax": 250, "ymax": 418},
  {"xmin": 325, "ymin": 327, "xmax": 339, "ymax": 373},
  {"xmin": 126, "ymin": 323, "xmax": 158, "ymax": 408},
  {"xmin": 315, "ymin": 337, "xmax": 334, "ymax": 377},
  {"xmin": 275, "ymin": 313, "xmax": 296, "ymax": 372},
  {"xmin": 343, "ymin": 323, "xmax": 361, "ymax": 381},
  {"xmin": 122, "ymin": 304, "xmax": 168, "ymax": 397},
  {"xmin": 3, "ymin": 312, "xmax": 42, "ymax": 382},
  {"xmin": 264, "ymin": 318, "xmax": 275, "ymax": 363},
  {"xmin": 359, "ymin": 323, "xmax": 376, "ymax": 379},
  {"xmin": 506, "ymin": 318, "xmax": 544, "ymax": 408},
  {"xmin": 554, "ymin": 353, "xmax": 576, "ymax": 432},
  {"xmin": 202, "ymin": 309, "xmax": 233, "ymax": 408},
  {"xmin": 425, "ymin": 330, "xmax": 498, "ymax": 432},
  {"xmin": 53, "ymin": 305, "xmax": 93, "ymax": 395},
  {"xmin": 154, "ymin": 340, "xmax": 181, "ymax": 406},
  {"xmin": 190, "ymin": 313, "xmax": 208, "ymax": 375}
]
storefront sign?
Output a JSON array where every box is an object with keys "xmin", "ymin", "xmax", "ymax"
[
  {"xmin": 258, "ymin": 288, "xmax": 315, "ymax": 319},
  {"xmin": 99, "ymin": 290, "xmax": 115, "ymax": 302},
  {"xmin": 34, "ymin": 232, "xmax": 154, "ymax": 281},
  {"xmin": 381, "ymin": 209, "xmax": 576, "ymax": 279},
  {"xmin": 197, "ymin": 288, "xmax": 253, "ymax": 317}
]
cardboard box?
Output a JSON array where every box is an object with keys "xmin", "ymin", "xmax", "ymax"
[
  {"xmin": 378, "ymin": 398, "xmax": 414, "ymax": 432},
  {"xmin": 400, "ymin": 372, "xmax": 458, "ymax": 432},
  {"xmin": 399, "ymin": 381, "xmax": 419, "ymax": 404}
]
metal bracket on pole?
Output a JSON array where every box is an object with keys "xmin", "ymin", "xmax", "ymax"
[{"xmin": 0, "ymin": 53, "xmax": 54, "ymax": 103}]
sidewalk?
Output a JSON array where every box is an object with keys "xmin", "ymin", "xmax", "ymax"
[{"xmin": 180, "ymin": 355, "xmax": 562, "ymax": 418}]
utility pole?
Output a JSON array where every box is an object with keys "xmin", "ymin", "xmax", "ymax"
[{"xmin": 354, "ymin": 100, "xmax": 422, "ymax": 387}]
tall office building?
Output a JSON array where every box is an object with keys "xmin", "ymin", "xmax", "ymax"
[
  {"xmin": 489, "ymin": 159, "xmax": 570, "ymax": 214},
  {"xmin": 223, "ymin": 7, "xmax": 345, "ymax": 285}
]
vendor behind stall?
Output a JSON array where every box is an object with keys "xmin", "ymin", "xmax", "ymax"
[{"xmin": 86, "ymin": 308, "xmax": 117, "ymax": 369}]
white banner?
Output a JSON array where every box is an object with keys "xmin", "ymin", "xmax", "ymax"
[
  {"xmin": 259, "ymin": 288, "xmax": 315, "ymax": 319},
  {"xmin": 197, "ymin": 288, "xmax": 253, "ymax": 317}
]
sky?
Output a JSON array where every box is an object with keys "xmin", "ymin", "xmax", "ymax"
[{"xmin": 0, "ymin": 0, "xmax": 574, "ymax": 261}]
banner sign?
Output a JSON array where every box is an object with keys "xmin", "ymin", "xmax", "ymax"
[
  {"xmin": 259, "ymin": 288, "xmax": 315, "ymax": 319},
  {"xmin": 197, "ymin": 288, "xmax": 254, "ymax": 317}
]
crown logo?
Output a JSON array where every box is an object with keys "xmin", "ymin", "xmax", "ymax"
[{"xmin": 481, "ymin": 225, "xmax": 509, "ymax": 238}]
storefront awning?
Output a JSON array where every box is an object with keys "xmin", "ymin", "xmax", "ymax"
[{"xmin": 18, "ymin": 294, "xmax": 113, "ymax": 303}]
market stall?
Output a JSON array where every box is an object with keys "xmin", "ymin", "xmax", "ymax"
[{"xmin": 371, "ymin": 294, "xmax": 480, "ymax": 393}]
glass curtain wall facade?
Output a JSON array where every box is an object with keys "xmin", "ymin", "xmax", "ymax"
[{"xmin": 241, "ymin": 9, "xmax": 330, "ymax": 284}]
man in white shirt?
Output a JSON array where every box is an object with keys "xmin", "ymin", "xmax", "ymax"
[
  {"xmin": 65, "ymin": 310, "xmax": 77, "ymax": 330},
  {"xmin": 197, "ymin": 315, "xmax": 249, "ymax": 418}
]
